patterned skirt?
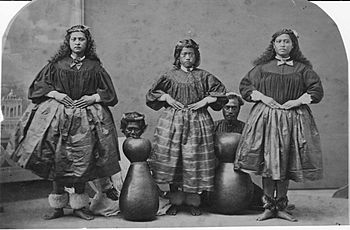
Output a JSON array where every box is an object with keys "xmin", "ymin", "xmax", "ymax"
[
  {"xmin": 10, "ymin": 99, "xmax": 121, "ymax": 183},
  {"xmin": 235, "ymin": 103, "xmax": 323, "ymax": 182},
  {"xmin": 149, "ymin": 107, "xmax": 216, "ymax": 193}
]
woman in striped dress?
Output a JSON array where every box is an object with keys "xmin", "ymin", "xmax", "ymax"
[{"xmin": 146, "ymin": 39, "xmax": 227, "ymax": 216}]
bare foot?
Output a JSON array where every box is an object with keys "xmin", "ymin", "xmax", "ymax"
[
  {"xmin": 166, "ymin": 205, "xmax": 179, "ymax": 215},
  {"xmin": 256, "ymin": 209, "xmax": 275, "ymax": 221},
  {"xmin": 73, "ymin": 208, "xmax": 94, "ymax": 220},
  {"xmin": 189, "ymin": 206, "xmax": 202, "ymax": 216},
  {"xmin": 43, "ymin": 208, "xmax": 64, "ymax": 220},
  {"xmin": 276, "ymin": 210, "xmax": 297, "ymax": 222}
]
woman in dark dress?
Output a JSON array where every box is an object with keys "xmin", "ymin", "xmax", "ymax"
[
  {"xmin": 11, "ymin": 25, "xmax": 121, "ymax": 220},
  {"xmin": 235, "ymin": 29, "xmax": 323, "ymax": 221}
]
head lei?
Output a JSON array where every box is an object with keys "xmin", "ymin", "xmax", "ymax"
[
  {"xmin": 173, "ymin": 39, "xmax": 201, "ymax": 68},
  {"xmin": 120, "ymin": 112, "xmax": 147, "ymax": 131},
  {"xmin": 65, "ymin": 25, "xmax": 94, "ymax": 54},
  {"xmin": 252, "ymin": 28, "xmax": 312, "ymax": 67},
  {"xmin": 49, "ymin": 24, "xmax": 100, "ymax": 63},
  {"xmin": 271, "ymin": 28, "xmax": 299, "ymax": 49},
  {"xmin": 66, "ymin": 25, "xmax": 90, "ymax": 34},
  {"xmin": 226, "ymin": 92, "xmax": 244, "ymax": 106}
]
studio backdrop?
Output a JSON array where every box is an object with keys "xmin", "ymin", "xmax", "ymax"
[{"xmin": 1, "ymin": 0, "xmax": 347, "ymax": 189}]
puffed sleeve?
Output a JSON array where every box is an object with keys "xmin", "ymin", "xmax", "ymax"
[
  {"xmin": 146, "ymin": 75, "xmax": 172, "ymax": 111},
  {"xmin": 206, "ymin": 74, "xmax": 228, "ymax": 111},
  {"xmin": 28, "ymin": 63, "xmax": 55, "ymax": 104},
  {"xmin": 303, "ymin": 68, "xmax": 324, "ymax": 104},
  {"xmin": 96, "ymin": 67, "xmax": 118, "ymax": 107},
  {"xmin": 239, "ymin": 65, "xmax": 261, "ymax": 102}
]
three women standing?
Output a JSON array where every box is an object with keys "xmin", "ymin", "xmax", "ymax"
[{"xmin": 11, "ymin": 26, "xmax": 324, "ymax": 222}]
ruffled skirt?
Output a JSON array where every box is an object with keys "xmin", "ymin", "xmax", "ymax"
[
  {"xmin": 149, "ymin": 107, "xmax": 216, "ymax": 193},
  {"xmin": 234, "ymin": 103, "xmax": 323, "ymax": 182},
  {"xmin": 10, "ymin": 99, "xmax": 121, "ymax": 183}
]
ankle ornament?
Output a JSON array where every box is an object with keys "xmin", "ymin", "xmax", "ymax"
[
  {"xmin": 262, "ymin": 195, "xmax": 277, "ymax": 212},
  {"xmin": 275, "ymin": 196, "xmax": 289, "ymax": 211}
]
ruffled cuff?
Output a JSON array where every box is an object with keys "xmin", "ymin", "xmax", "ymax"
[{"xmin": 146, "ymin": 90, "xmax": 167, "ymax": 110}]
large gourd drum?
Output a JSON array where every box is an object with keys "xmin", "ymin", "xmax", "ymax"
[
  {"xmin": 119, "ymin": 138, "xmax": 159, "ymax": 221},
  {"xmin": 210, "ymin": 132, "xmax": 254, "ymax": 214}
]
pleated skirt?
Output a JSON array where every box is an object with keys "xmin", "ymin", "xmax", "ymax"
[
  {"xmin": 149, "ymin": 107, "xmax": 216, "ymax": 193},
  {"xmin": 235, "ymin": 103, "xmax": 323, "ymax": 182},
  {"xmin": 10, "ymin": 99, "xmax": 121, "ymax": 183}
]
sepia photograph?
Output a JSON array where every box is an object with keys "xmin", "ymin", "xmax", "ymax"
[{"xmin": 0, "ymin": 0, "xmax": 348, "ymax": 229}]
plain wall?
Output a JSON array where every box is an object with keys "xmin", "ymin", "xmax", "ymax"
[{"xmin": 1, "ymin": 0, "xmax": 348, "ymax": 189}]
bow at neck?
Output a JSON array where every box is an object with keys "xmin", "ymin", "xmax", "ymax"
[
  {"xmin": 70, "ymin": 55, "xmax": 85, "ymax": 69},
  {"xmin": 275, "ymin": 56, "xmax": 293, "ymax": 66}
]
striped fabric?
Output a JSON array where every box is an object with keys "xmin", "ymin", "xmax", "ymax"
[{"xmin": 149, "ymin": 107, "xmax": 216, "ymax": 193}]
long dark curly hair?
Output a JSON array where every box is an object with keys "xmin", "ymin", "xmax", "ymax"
[
  {"xmin": 173, "ymin": 39, "xmax": 201, "ymax": 68},
  {"xmin": 49, "ymin": 25, "xmax": 100, "ymax": 63},
  {"xmin": 253, "ymin": 29, "xmax": 312, "ymax": 68}
]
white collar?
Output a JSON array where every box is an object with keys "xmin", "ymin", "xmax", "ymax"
[
  {"xmin": 181, "ymin": 65, "xmax": 193, "ymax": 72},
  {"xmin": 275, "ymin": 55, "xmax": 290, "ymax": 61},
  {"xmin": 70, "ymin": 54, "xmax": 85, "ymax": 61}
]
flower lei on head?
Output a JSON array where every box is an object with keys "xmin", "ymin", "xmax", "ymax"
[
  {"xmin": 291, "ymin": 29, "xmax": 299, "ymax": 38},
  {"xmin": 122, "ymin": 112, "xmax": 145, "ymax": 122},
  {"xmin": 278, "ymin": 28, "xmax": 299, "ymax": 39},
  {"xmin": 176, "ymin": 39, "xmax": 199, "ymax": 49},
  {"xmin": 67, "ymin": 24, "xmax": 90, "ymax": 33},
  {"xmin": 120, "ymin": 111, "xmax": 147, "ymax": 134},
  {"xmin": 226, "ymin": 92, "xmax": 244, "ymax": 106}
]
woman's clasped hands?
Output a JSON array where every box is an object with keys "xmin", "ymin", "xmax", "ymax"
[
  {"xmin": 74, "ymin": 95, "xmax": 99, "ymax": 108},
  {"xmin": 160, "ymin": 93, "xmax": 217, "ymax": 111},
  {"xmin": 49, "ymin": 90, "xmax": 99, "ymax": 108},
  {"xmin": 160, "ymin": 93, "xmax": 184, "ymax": 110},
  {"xmin": 251, "ymin": 90, "xmax": 311, "ymax": 110}
]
